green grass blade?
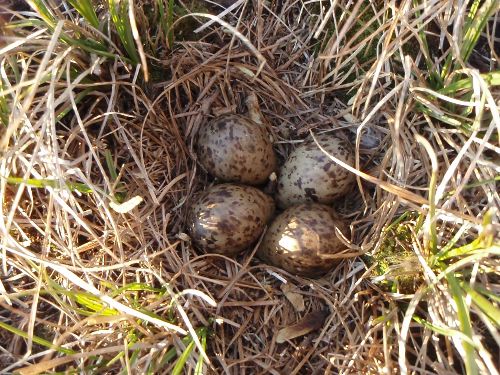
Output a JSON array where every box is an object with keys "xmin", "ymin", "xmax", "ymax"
[
  {"xmin": 437, "ymin": 239, "xmax": 483, "ymax": 260},
  {"xmin": 7, "ymin": 54, "xmax": 21, "ymax": 83},
  {"xmin": 413, "ymin": 316, "xmax": 477, "ymax": 347},
  {"xmin": 110, "ymin": 282, "xmax": 164, "ymax": 297},
  {"xmin": 64, "ymin": 37, "xmax": 118, "ymax": 59},
  {"xmin": 441, "ymin": 0, "xmax": 497, "ymax": 80},
  {"xmin": 105, "ymin": 150, "xmax": 119, "ymax": 182},
  {"xmin": 74, "ymin": 293, "xmax": 120, "ymax": 316},
  {"xmin": 130, "ymin": 348, "xmax": 141, "ymax": 367},
  {"xmin": 463, "ymin": 0, "xmax": 481, "ymax": 31},
  {"xmin": 439, "ymin": 244, "xmax": 500, "ymax": 261},
  {"xmin": 108, "ymin": 0, "xmax": 140, "ymax": 64},
  {"xmin": 48, "ymin": 281, "xmax": 119, "ymax": 316},
  {"xmin": 438, "ymin": 71, "xmax": 500, "ymax": 95},
  {"xmin": 23, "ymin": 4, "xmax": 129, "ymax": 62},
  {"xmin": 14, "ymin": 8, "xmax": 122, "ymax": 61},
  {"xmin": 3, "ymin": 19, "xmax": 47, "ymax": 30},
  {"xmin": 67, "ymin": 0, "xmax": 100, "ymax": 28},
  {"xmin": 461, "ymin": 283, "xmax": 500, "ymax": 327},
  {"xmin": 108, "ymin": 333, "xmax": 137, "ymax": 370},
  {"xmin": 26, "ymin": 0, "xmax": 57, "ymax": 28},
  {"xmin": 167, "ymin": 0, "xmax": 175, "ymax": 48},
  {"xmin": 416, "ymin": 103, "xmax": 469, "ymax": 129},
  {"xmin": 106, "ymin": 350, "xmax": 125, "ymax": 367},
  {"xmin": 194, "ymin": 328, "xmax": 208, "ymax": 375},
  {"xmin": 120, "ymin": 348, "xmax": 141, "ymax": 375},
  {"xmin": 446, "ymin": 273, "xmax": 478, "ymax": 375},
  {"xmin": 159, "ymin": 328, "xmax": 207, "ymax": 368},
  {"xmin": 461, "ymin": 0, "xmax": 498, "ymax": 63},
  {"xmin": 435, "ymin": 225, "xmax": 470, "ymax": 261},
  {"xmin": 98, "ymin": 282, "xmax": 176, "ymax": 322},
  {"xmin": 0, "ymin": 79, "xmax": 9, "ymax": 127},
  {"xmin": 474, "ymin": 286, "xmax": 500, "ymax": 304},
  {"xmin": 412, "ymin": 0, "xmax": 442, "ymax": 88},
  {"xmin": 56, "ymin": 88, "xmax": 95, "ymax": 121},
  {"xmin": 438, "ymin": 210, "xmax": 499, "ymax": 260},
  {"xmin": 443, "ymin": 176, "xmax": 500, "ymax": 199},
  {"xmin": 172, "ymin": 340, "xmax": 195, "ymax": 375},
  {"xmin": 104, "ymin": 150, "xmax": 128, "ymax": 203},
  {"xmin": 0, "ymin": 320, "xmax": 76, "ymax": 355},
  {"xmin": 424, "ymin": 139, "xmax": 438, "ymax": 254},
  {"xmin": 384, "ymin": 211, "xmax": 415, "ymax": 232},
  {"xmin": 479, "ymin": 209, "xmax": 496, "ymax": 247},
  {"xmin": 5, "ymin": 176, "xmax": 93, "ymax": 194},
  {"xmin": 160, "ymin": 346, "xmax": 181, "ymax": 366},
  {"xmin": 157, "ymin": 0, "xmax": 167, "ymax": 48}
]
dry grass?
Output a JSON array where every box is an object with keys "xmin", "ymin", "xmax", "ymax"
[{"xmin": 0, "ymin": 0, "xmax": 499, "ymax": 374}]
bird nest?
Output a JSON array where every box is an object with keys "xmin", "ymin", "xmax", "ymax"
[
  {"xmin": 101, "ymin": 7, "xmax": 380, "ymax": 372},
  {"xmin": 1, "ymin": 0, "xmax": 498, "ymax": 374}
]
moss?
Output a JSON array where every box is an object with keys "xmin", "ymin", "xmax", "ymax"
[
  {"xmin": 365, "ymin": 212, "xmax": 424, "ymax": 294},
  {"xmin": 172, "ymin": 0, "xmax": 212, "ymax": 42}
]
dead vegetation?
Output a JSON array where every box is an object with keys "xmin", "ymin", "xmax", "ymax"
[{"xmin": 0, "ymin": 0, "xmax": 499, "ymax": 374}]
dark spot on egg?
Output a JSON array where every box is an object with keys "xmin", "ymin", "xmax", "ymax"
[
  {"xmin": 304, "ymin": 188, "xmax": 318, "ymax": 201},
  {"xmin": 188, "ymin": 184, "xmax": 275, "ymax": 256},
  {"xmin": 196, "ymin": 114, "xmax": 277, "ymax": 185},
  {"xmin": 257, "ymin": 203, "xmax": 348, "ymax": 278},
  {"xmin": 276, "ymin": 134, "xmax": 355, "ymax": 208}
]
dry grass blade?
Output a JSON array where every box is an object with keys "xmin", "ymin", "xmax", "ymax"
[
  {"xmin": 176, "ymin": 12, "xmax": 267, "ymax": 74},
  {"xmin": 128, "ymin": 0, "xmax": 149, "ymax": 81},
  {"xmin": 0, "ymin": 0, "xmax": 498, "ymax": 373}
]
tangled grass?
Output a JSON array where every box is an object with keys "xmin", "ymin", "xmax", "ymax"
[{"xmin": 0, "ymin": 0, "xmax": 499, "ymax": 373}]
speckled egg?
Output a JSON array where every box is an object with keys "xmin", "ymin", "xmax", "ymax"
[
  {"xmin": 276, "ymin": 133, "xmax": 355, "ymax": 208},
  {"xmin": 188, "ymin": 184, "xmax": 275, "ymax": 256},
  {"xmin": 257, "ymin": 203, "xmax": 349, "ymax": 278},
  {"xmin": 197, "ymin": 114, "xmax": 277, "ymax": 185}
]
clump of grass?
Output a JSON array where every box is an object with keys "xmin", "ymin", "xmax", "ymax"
[
  {"xmin": 0, "ymin": 0, "xmax": 211, "ymax": 372},
  {"xmin": 410, "ymin": 0, "xmax": 500, "ymax": 134},
  {"xmin": 0, "ymin": 0, "xmax": 498, "ymax": 374},
  {"xmin": 366, "ymin": 211, "xmax": 424, "ymax": 294},
  {"xmin": 337, "ymin": 1, "xmax": 499, "ymax": 373}
]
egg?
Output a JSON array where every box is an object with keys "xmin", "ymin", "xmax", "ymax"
[
  {"xmin": 188, "ymin": 184, "xmax": 275, "ymax": 256},
  {"xmin": 257, "ymin": 203, "xmax": 349, "ymax": 278},
  {"xmin": 196, "ymin": 114, "xmax": 277, "ymax": 185},
  {"xmin": 276, "ymin": 133, "xmax": 355, "ymax": 208}
]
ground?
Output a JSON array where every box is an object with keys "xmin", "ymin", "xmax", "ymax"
[{"xmin": 0, "ymin": 0, "xmax": 499, "ymax": 374}]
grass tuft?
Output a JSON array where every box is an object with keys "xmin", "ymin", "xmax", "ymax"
[{"xmin": 0, "ymin": 0, "xmax": 498, "ymax": 373}]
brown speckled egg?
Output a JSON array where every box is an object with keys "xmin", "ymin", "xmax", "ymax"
[
  {"xmin": 197, "ymin": 114, "xmax": 277, "ymax": 185},
  {"xmin": 188, "ymin": 184, "xmax": 275, "ymax": 256},
  {"xmin": 276, "ymin": 134, "xmax": 355, "ymax": 208},
  {"xmin": 257, "ymin": 203, "xmax": 349, "ymax": 278}
]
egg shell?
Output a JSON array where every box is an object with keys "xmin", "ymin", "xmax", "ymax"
[
  {"xmin": 197, "ymin": 114, "xmax": 277, "ymax": 185},
  {"xmin": 257, "ymin": 203, "xmax": 349, "ymax": 278},
  {"xmin": 276, "ymin": 133, "xmax": 355, "ymax": 208},
  {"xmin": 188, "ymin": 184, "xmax": 275, "ymax": 256}
]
